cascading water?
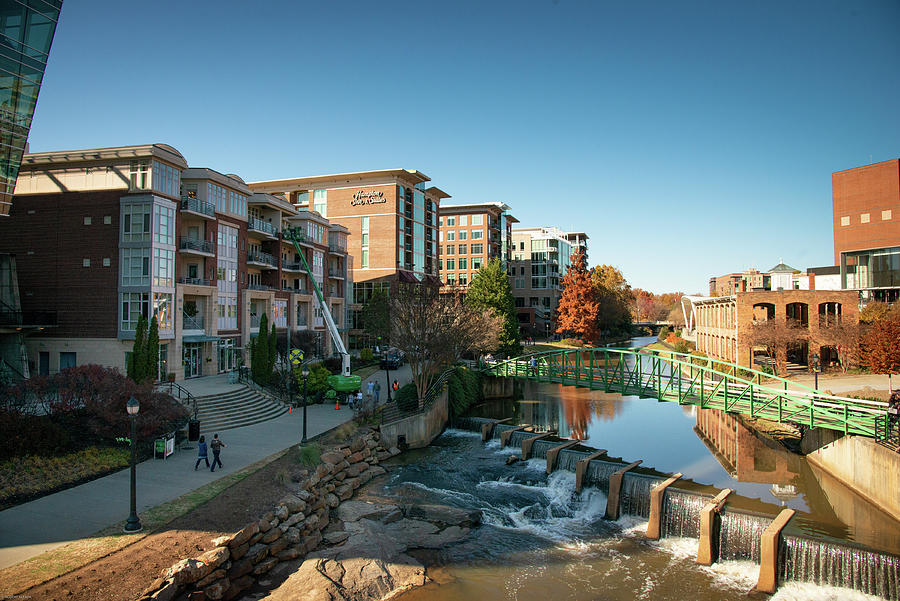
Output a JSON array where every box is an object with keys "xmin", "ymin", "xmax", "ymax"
[
  {"xmin": 619, "ymin": 472, "xmax": 663, "ymax": 518},
  {"xmin": 780, "ymin": 534, "xmax": 900, "ymax": 601},
  {"xmin": 717, "ymin": 509, "xmax": 769, "ymax": 562},
  {"xmin": 660, "ymin": 488, "xmax": 707, "ymax": 539},
  {"xmin": 556, "ymin": 448, "xmax": 591, "ymax": 472},
  {"xmin": 584, "ymin": 459, "xmax": 622, "ymax": 494}
]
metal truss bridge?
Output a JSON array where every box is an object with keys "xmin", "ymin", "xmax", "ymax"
[{"xmin": 483, "ymin": 347, "xmax": 888, "ymax": 437}]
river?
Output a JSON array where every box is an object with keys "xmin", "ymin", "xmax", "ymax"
[{"xmin": 360, "ymin": 337, "xmax": 899, "ymax": 600}]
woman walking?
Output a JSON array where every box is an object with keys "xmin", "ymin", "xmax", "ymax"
[{"xmin": 194, "ymin": 435, "xmax": 209, "ymax": 470}]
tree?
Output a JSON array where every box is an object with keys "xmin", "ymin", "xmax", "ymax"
[
  {"xmin": 268, "ymin": 321, "xmax": 278, "ymax": 380},
  {"xmin": 465, "ymin": 258, "xmax": 521, "ymax": 356},
  {"xmin": 361, "ymin": 288, "xmax": 391, "ymax": 347},
  {"xmin": 128, "ymin": 315, "xmax": 148, "ymax": 382},
  {"xmin": 145, "ymin": 316, "xmax": 159, "ymax": 383},
  {"xmin": 556, "ymin": 248, "xmax": 601, "ymax": 343},
  {"xmin": 252, "ymin": 313, "xmax": 270, "ymax": 385},
  {"xmin": 860, "ymin": 316, "xmax": 900, "ymax": 389},
  {"xmin": 389, "ymin": 282, "xmax": 500, "ymax": 408},
  {"xmin": 815, "ymin": 321, "xmax": 860, "ymax": 373},
  {"xmin": 745, "ymin": 318, "xmax": 807, "ymax": 376},
  {"xmin": 591, "ymin": 264, "xmax": 633, "ymax": 342},
  {"xmin": 859, "ymin": 301, "xmax": 900, "ymax": 324}
]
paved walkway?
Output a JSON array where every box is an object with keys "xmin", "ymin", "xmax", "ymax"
[
  {"xmin": 785, "ymin": 372, "xmax": 896, "ymax": 396},
  {"xmin": 0, "ymin": 365, "xmax": 417, "ymax": 571}
]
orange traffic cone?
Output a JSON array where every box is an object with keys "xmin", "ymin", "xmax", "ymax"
[
  {"xmin": 335, "ymin": 397, "xmax": 340, "ymax": 410},
  {"xmin": 288, "ymin": 406, "xmax": 292, "ymax": 414}
]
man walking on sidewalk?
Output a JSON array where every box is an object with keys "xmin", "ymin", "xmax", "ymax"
[{"xmin": 210, "ymin": 433, "xmax": 226, "ymax": 472}]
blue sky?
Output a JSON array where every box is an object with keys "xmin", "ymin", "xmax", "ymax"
[{"xmin": 29, "ymin": 0, "xmax": 900, "ymax": 294}]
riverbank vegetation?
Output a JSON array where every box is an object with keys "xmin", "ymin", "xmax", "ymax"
[{"xmin": 556, "ymin": 249, "xmax": 633, "ymax": 344}]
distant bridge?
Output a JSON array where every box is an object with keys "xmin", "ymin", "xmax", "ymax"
[
  {"xmin": 483, "ymin": 347, "xmax": 888, "ymax": 437},
  {"xmin": 632, "ymin": 320, "xmax": 675, "ymax": 333}
]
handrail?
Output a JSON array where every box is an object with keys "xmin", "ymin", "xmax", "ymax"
[
  {"xmin": 156, "ymin": 381, "xmax": 198, "ymax": 420},
  {"xmin": 381, "ymin": 368, "xmax": 454, "ymax": 425}
]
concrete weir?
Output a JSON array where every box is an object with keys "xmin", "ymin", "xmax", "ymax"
[
  {"xmin": 546, "ymin": 440, "xmax": 580, "ymax": 474},
  {"xmin": 574, "ymin": 450, "xmax": 608, "ymax": 493},
  {"xmin": 521, "ymin": 433, "xmax": 552, "ymax": 460},
  {"xmin": 646, "ymin": 473, "xmax": 683, "ymax": 540},
  {"xmin": 481, "ymin": 418, "xmax": 512, "ymax": 442},
  {"xmin": 756, "ymin": 508, "xmax": 796, "ymax": 593},
  {"xmin": 500, "ymin": 425, "xmax": 530, "ymax": 448},
  {"xmin": 604, "ymin": 460, "xmax": 642, "ymax": 520},
  {"xmin": 696, "ymin": 488, "xmax": 733, "ymax": 565}
]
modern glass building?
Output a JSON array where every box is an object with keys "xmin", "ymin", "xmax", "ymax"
[{"xmin": 0, "ymin": 0, "xmax": 62, "ymax": 216}]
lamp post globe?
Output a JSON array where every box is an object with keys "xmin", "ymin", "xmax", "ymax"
[
  {"xmin": 301, "ymin": 366, "xmax": 310, "ymax": 443},
  {"xmin": 124, "ymin": 396, "xmax": 142, "ymax": 533}
]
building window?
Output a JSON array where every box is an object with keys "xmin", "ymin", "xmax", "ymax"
[
  {"xmin": 154, "ymin": 204, "xmax": 175, "ymax": 245},
  {"xmin": 446, "ymin": 217, "xmax": 455, "ymax": 226},
  {"xmin": 313, "ymin": 189, "xmax": 327, "ymax": 216},
  {"xmin": 446, "ymin": 258, "xmax": 455, "ymax": 270},
  {"xmin": 445, "ymin": 245, "xmax": 454, "ymax": 255},
  {"xmin": 471, "ymin": 243, "xmax": 483, "ymax": 255},
  {"xmin": 152, "ymin": 161, "xmax": 181, "ymax": 198},
  {"xmin": 121, "ymin": 292, "xmax": 149, "ymax": 330},
  {"xmin": 458, "ymin": 244, "xmax": 467, "ymax": 255},
  {"xmin": 861, "ymin": 213, "xmax": 870, "ymax": 224},
  {"xmin": 83, "ymin": 216, "xmax": 91, "ymax": 225},
  {"xmin": 82, "ymin": 258, "xmax": 90, "ymax": 267},
  {"xmin": 472, "ymin": 258, "xmax": 483, "ymax": 270},
  {"xmin": 103, "ymin": 257, "xmax": 111, "ymax": 267},
  {"xmin": 447, "ymin": 231, "xmax": 455, "ymax": 241},
  {"xmin": 104, "ymin": 215, "xmax": 112, "ymax": 224},
  {"xmin": 458, "ymin": 215, "xmax": 467, "ymax": 226},
  {"xmin": 840, "ymin": 216, "xmax": 850, "ymax": 226},
  {"xmin": 459, "ymin": 274, "xmax": 467, "ymax": 286},
  {"xmin": 122, "ymin": 203, "xmax": 151, "ymax": 242},
  {"xmin": 122, "ymin": 248, "xmax": 150, "ymax": 286},
  {"xmin": 439, "ymin": 216, "xmax": 444, "ymax": 226},
  {"xmin": 472, "ymin": 229, "xmax": 483, "ymax": 240},
  {"xmin": 458, "ymin": 258, "xmax": 467, "ymax": 270},
  {"xmin": 129, "ymin": 160, "xmax": 149, "ymax": 190},
  {"xmin": 154, "ymin": 292, "xmax": 173, "ymax": 329},
  {"xmin": 471, "ymin": 214, "xmax": 483, "ymax": 226},
  {"xmin": 361, "ymin": 249, "xmax": 369, "ymax": 268},
  {"xmin": 153, "ymin": 248, "xmax": 175, "ymax": 287},
  {"xmin": 883, "ymin": 210, "xmax": 892, "ymax": 221},
  {"xmin": 459, "ymin": 230, "xmax": 467, "ymax": 241}
]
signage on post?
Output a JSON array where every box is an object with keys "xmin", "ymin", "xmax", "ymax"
[{"xmin": 290, "ymin": 349, "xmax": 304, "ymax": 366}]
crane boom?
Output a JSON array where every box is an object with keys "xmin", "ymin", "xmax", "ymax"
[{"xmin": 284, "ymin": 227, "xmax": 350, "ymax": 377}]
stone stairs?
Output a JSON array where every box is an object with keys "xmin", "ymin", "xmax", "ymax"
[{"xmin": 193, "ymin": 386, "xmax": 290, "ymax": 434}]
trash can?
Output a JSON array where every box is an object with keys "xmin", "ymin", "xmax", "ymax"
[{"xmin": 188, "ymin": 419, "xmax": 200, "ymax": 442}]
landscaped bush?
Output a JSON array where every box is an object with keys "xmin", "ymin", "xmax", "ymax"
[
  {"xmin": 560, "ymin": 338, "xmax": 585, "ymax": 347},
  {"xmin": 448, "ymin": 366, "xmax": 483, "ymax": 416},
  {"xmin": 359, "ymin": 348, "xmax": 374, "ymax": 362},
  {"xmin": 658, "ymin": 326, "xmax": 670, "ymax": 342},
  {"xmin": 395, "ymin": 382, "xmax": 418, "ymax": 412}
]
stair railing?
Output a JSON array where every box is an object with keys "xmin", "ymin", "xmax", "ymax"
[{"xmin": 156, "ymin": 381, "xmax": 198, "ymax": 419}]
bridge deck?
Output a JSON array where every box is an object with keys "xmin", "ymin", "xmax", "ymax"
[{"xmin": 485, "ymin": 348, "xmax": 887, "ymax": 437}]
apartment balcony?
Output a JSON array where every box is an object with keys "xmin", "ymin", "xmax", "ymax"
[
  {"xmin": 180, "ymin": 196, "xmax": 216, "ymax": 219},
  {"xmin": 248, "ymin": 217, "xmax": 279, "ymax": 239},
  {"xmin": 404, "ymin": 210, "xmax": 412, "ymax": 219},
  {"xmin": 179, "ymin": 237, "xmax": 215, "ymax": 257},
  {"xmin": 247, "ymin": 250, "xmax": 277, "ymax": 269},
  {"xmin": 282, "ymin": 261, "xmax": 303, "ymax": 272},
  {"xmin": 284, "ymin": 286, "xmax": 310, "ymax": 295},
  {"xmin": 489, "ymin": 221, "xmax": 500, "ymax": 230},
  {"xmin": 182, "ymin": 313, "xmax": 205, "ymax": 333},
  {"xmin": 178, "ymin": 276, "xmax": 212, "ymax": 287},
  {"xmin": 328, "ymin": 242, "xmax": 347, "ymax": 254},
  {"xmin": 328, "ymin": 268, "xmax": 345, "ymax": 280},
  {"xmin": 247, "ymin": 284, "xmax": 274, "ymax": 292}
]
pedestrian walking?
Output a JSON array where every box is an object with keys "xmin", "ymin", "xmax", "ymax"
[
  {"xmin": 373, "ymin": 381, "xmax": 381, "ymax": 404},
  {"xmin": 194, "ymin": 435, "xmax": 209, "ymax": 470},
  {"xmin": 356, "ymin": 390, "xmax": 363, "ymax": 408},
  {"xmin": 210, "ymin": 433, "xmax": 226, "ymax": 472},
  {"xmin": 366, "ymin": 379, "xmax": 374, "ymax": 400},
  {"xmin": 530, "ymin": 355, "xmax": 537, "ymax": 376}
]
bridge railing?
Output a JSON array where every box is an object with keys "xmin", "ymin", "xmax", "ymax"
[{"xmin": 484, "ymin": 347, "xmax": 888, "ymax": 437}]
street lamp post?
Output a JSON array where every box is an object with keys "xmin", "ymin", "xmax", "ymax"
[
  {"xmin": 811, "ymin": 353, "xmax": 821, "ymax": 391},
  {"xmin": 124, "ymin": 396, "xmax": 141, "ymax": 533},
  {"xmin": 301, "ymin": 365, "xmax": 310, "ymax": 443}
]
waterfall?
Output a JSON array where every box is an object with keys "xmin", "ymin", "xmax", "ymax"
[
  {"xmin": 585, "ymin": 460, "xmax": 623, "ymax": 494},
  {"xmin": 492, "ymin": 423, "xmax": 519, "ymax": 440},
  {"xmin": 556, "ymin": 449, "xmax": 591, "ymax": 472},
  {"xmin": 780, "ymin": 534, "xmax": 900, "ymax": 601},
  {"xmin": 529, "ymin": 439, "xmax": 557, "ymax": 459},
  {"xmin": 717, "ymin": 509, "xmax": 769, "ymax": 562},
  {"xmin": 660, "ymin": 489, "xmax": 707, "ymax": 539},
  {"xmin": 508, "ymin": 429, "xmax": 533, "ymax": 448},
  {"xmin": 619, "ymin": 473, "xmax": 663, "ymax": 518},
  {"xmin": 451, "ymin": 416, "xmax": 491, "ymax": 432}
]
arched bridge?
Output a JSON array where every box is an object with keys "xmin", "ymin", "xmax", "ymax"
[{"xmin": 483, "ymin": 348, "xmax": 888, "ymax": 437}]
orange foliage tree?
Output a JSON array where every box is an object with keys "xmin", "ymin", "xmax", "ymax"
[
  {"xmin": 556, "ymin": 248, "xmax": 601, "ymax": 343},
  {"xmin": 860, "ymin": 316, "xmax": 900, "ymax": 389}
]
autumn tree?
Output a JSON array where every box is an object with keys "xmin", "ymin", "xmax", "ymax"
[
  {"xmin": 556, "ymin": 248, "xmax": 601, "ymax": 343},
  {"xmin": 466, "ymin": 258, "xmax": 521, "ymax": 356},
  {"xmin": 746, "ymin": 318, "xmax": 808, "ymax": 376},
  {"xmin": 591, "ymin": 264, "xmax": 633, "ymax": 342},
  {"xmin": 814, "ymin": 321, "xmax": 861, "ymax": 373},
  {"xmin": 859, "ymin": 301, "xmax": 900, "ymax": 324},
  {"xmin": 860, "ymin": 316, "xmax": 900, "ymax": 389}
]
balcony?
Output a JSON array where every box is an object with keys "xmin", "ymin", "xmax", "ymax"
[
  {"xmin": 248, "ymin": 217, "xmax": 279, "ymax": 239},
  {"xmin": 247, "ymin": 284, "xmax": 274, "ymax": 292},
  {"xmin": 247, "ymin": 250, "xmax": 277, "ymax": 269},
  {"xmin": 328, "ymin": 242, "xmax": 347, "ymax": 254},
  {"xmin": 179, "ymin": 237, "xmax": 215, "ymax": 256},
  {"xmin": 282, "ymin": 261, "xmax": 302, "ymax": 272},
  {"xmin": 178, "ymin": 276, "xmax": 212, "ymax": 287},
  {"xmin": 328, "ymin": 268, "xmax": 345, "ymax": 279},
  {"xmin": 284, "ymin": 286, "xmax": 310, "ymax": 294},
  {"xmin": 182, "ymin": 313, "xmax": 205, "ymax": 332},
  {"xmin": 180, "ymin": 196, "xmax": 216, "ymax": 219}
]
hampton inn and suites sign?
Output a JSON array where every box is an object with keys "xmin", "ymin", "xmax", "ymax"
[{"xmin": 350, "ymin": 190, "xmax": 387, "ymax": 206}]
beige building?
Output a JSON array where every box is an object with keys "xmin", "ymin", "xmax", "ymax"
[{"xmin": 438, "ymin": 202, "xmax": 517, "ymax": 290}]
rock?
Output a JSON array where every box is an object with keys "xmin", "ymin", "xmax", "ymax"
[
  {"xmin": 196, "ymin": 568, "xmax": 227, "ymax": 588},
  {"xmin": 388, "ymin": 446, "xmax": 401, "ymax": 456},
  {"xmin": 324, "ymin": 531, "xmax": 350, "ymax": 545},
  {"xmin": 164, "ymin": 558, "xmax": 211, "ymax": 587},
  {"xmin": 279, "ymin": 494, "xmax": 307, "ymax": 514},
  {"xmin": 210, "ymin": 535, "xmax": 231, "ymax": 548},
  {"xmin": 376, "ymin": 451, "xmax": 392, "ymax": 462},
  {"xmin": 302, "ymin": 513, "xmax": 320, "ymax": 531},
  {"xmin": 274, "ymin": 505, "xmax": 289, "ymax": 521},
  {"xmin": 285, "ymin": 527, "xmax": 301, "ymax": 544},
  {"xmin": 335, "ymin": 484, "xmax": 353, "ymax": 501},
  {"xmin": 324, "ymin": 493, "xmax": 340, "ymax": 508},
  {"xmin": 315, "ymin": 463, "xmax": 332, "ymax": 479},
  {"xmin": 276, "ymin": 547, "xmax": 301, "ymax": 561},
  {"xmin": 186, "ymin": 590, "xmax": 207, "ymax": 601},
  {"xmin": 143, "ymin": 576, "xmax": 168, "ymax": 596},
  {"xmin": 337, "ymin": 500, "xmax": 400, "ymax": 523},
  {"xmin": 204, "ymin": 577, "xmax": 230, "ymax": 600},
  {"xmin": 367, "ymin": 465, "xmax": 387, "ymax": 476},
  {"xmin": 417, "ymin": 526, "xmax": 471, "ymax": 549},
  {"xmin": 345, "ymin": 477, "xmax": 361, "ymax": 490},
  {"xmin": 281, "ymin": 511, "xmax": 305, "ymax": 529},
  {"xmin": 227, "ymin": 557, "xmax": 255, "ymax": 580},
  {"xmin": 268, "ymin": 536, "xmax": 289, "ymax": 556},
  {"xmin": 229, "ymin": 542, "xmax": 249, "ymax": 561},
  {"xmin": 366, "ymin": 438, "xmax": 378, "ymax": 448},
  {"xmin": 149, "ymin": 580, "xmax": 177, "ymax": 601},
  {"xmin": 197, "ymin": 547, "xmax": 230, "ymax": 570},
  {"xmin": 229, "ymin": 522, "xmax": 259, "ymax": 549},
  {"xmin": 261, "ymin": 527, "xmax": 282, "ymax": 544},
  {"xmin": 253, "ymin": 557, "xmax": 279, "ymax": 575},
  {"xmin": 402, "ymin": 504, "xmax": 482, "ymax": 528},
  {"xmin": 300, "ymin": 531, "xmax": 323, "ymax": 554},
  {"xmin": 247, "ymin": 532, "xmax": 264, "ymax": 546},
  {"xmin": 350, "ymin": 437, "xmax": 367, "ymax": 453},
  {"xmin": 333, "ymin": 470, "xmax": 347, "ymax": 482},
  {"xmin": 320, "ymin": 450, "xmax": 345, "ymax": 465},
  {"xmin": 506, "ymin": 455, "xmax": 520, "ymax": 465},
  {"xmin": 345, "ymin": 462, "xmax": 364, "ymax": 478},
  {"xmin": 348, "ymin": 451, "xmax": 366, "ymax": 464},
  {"xmin": 246, "ymin": 543, "xmax": 269, "ymax": 564},
  {"xmin": 296, "ymin": 489, "xmax": 313, "ymax": 502}
]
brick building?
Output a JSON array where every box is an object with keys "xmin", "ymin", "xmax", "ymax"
[
  {"xmin": 0, "ymin": 144, "xmax": 347, "ymax": 380},
  {"xmin": 833, "ymin": 159, "xmax": 900, "ymax": 302},
  {"xmin": 247, "ymin": 170, "xmax": 447, "ymax": 348},
  {"xmin": 438, "ymin": 202, "xmax": 517, "ymax": 290},
  {"xmin": 687, "ymin": 289, "xmax": 859, "ymax": 370}
]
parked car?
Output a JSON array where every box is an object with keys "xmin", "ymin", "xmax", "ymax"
[{"xmin": 380, "ymin": 353, "xmax": 403, "ymax": 370}]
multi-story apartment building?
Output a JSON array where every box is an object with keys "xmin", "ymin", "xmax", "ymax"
[
  {"xmin": 247, "ymin": 170, "xmax": 447, "ymax": 348},
  {"xmin": 0, "ymin": 144, "xmax": 348, "ymax": 380},
  {"xmin": 509, "ymin": 226, "xmax": 581, "ymax": 338},
  {"xmin": 833, "ymin": 159, "xmax": 900, "ymax": 302},
  {"xmin": 438, "ymin": 202, "xmax": 517, "ymax": 290},
  {"xmin": 0, "ymin": 0, "xmax": 63, "ymax": 217}
]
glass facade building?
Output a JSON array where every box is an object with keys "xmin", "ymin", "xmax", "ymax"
[{"xmin": 0, "ymin": 0, "xmax": 62, "ymax": 216}]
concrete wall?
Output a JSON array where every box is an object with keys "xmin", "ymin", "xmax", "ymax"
[
  {"xmin": 805, "ymin": 434, "xmax": 900, "ymax": 523},
  {"xmin": 482, "ymin": 375, "xmax": 515, "ymax": 399},
  {"xmin": 380, "ymin": 386, "xmax": 448, "ymax": 450}
]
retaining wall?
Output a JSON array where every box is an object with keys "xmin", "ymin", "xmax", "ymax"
[{"xmin": 380, "ymin": 387, "xmax": 448, "ymax": 450}]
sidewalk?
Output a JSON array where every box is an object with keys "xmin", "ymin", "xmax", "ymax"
[
  {"xmin": 785, "ymin": 372, "xmax": 895, "ymax": 395},
  {"xmin": 0, "ymin": 399, "xmax": 353, "ymax": 570}
]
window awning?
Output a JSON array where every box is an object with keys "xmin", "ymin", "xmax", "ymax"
[{"xmin": 183, "ymin": 334, "xmax": 219, "ymax": 343}]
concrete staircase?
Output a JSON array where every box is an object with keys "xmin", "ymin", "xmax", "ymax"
[{"xmin": 194, "ymin": 386, "xmax": 290, "ymax": 434}]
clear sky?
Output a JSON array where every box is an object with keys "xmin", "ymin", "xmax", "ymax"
[{"xmin": 28, "ymin": 0, "xmax": 900, "ymax": 294}]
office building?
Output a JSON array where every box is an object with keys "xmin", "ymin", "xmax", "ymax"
[{"xmin": 438, "ymin": 202, "xmax": 517, "ymax": 290}]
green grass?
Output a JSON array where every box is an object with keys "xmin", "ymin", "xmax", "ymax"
[
  {"xmin": 0, "ymin": 447, "xmax": 131, "ymax": 509},
  {"xmin": 293, "ymin": 443, "xmax": 321, "ymax": 467},
  {"xmin": 352, "ymin": 365, "xmax": 381, "ymax": 380}
]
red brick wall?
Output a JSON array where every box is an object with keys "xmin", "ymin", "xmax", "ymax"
[
  {"xmin": 833, "ymin": 159, "xmax": 900, "ymax": 264},
  {"xmin": 2, "ymin": 191, "xmax": 122, "ymax": 337}
]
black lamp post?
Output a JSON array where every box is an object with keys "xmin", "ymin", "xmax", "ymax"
[
  {"xmin": 811, "ymin": 353, "xmax": 821, "ymax": 391},
  {"xmin": 124, "ymin": 396, "xmax": 141, "ymax": 533},
  {"xmin": 301, "ymin": 365, "xmax": 310, "ymax": 443}
]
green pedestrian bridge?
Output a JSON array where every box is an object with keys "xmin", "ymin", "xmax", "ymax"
[{"xmin": 483, "ymin": 347, "xmax": 890, "ymax": 438}]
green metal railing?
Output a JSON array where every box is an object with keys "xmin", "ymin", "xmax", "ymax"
[{"xmin": 483, "ymin": 348, "xmax": 888, "ymax": 437}]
